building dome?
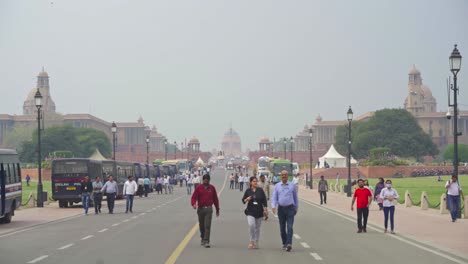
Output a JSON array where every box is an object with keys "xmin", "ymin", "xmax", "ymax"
[
  {"xmin": 259, "ymin": 136, "xmax": 270, "ymax": 143},
  {"xmin": 421, "ymin": 85, "xmax": 433, "ymax": 97},
  {"xmin": 315, "ymin": 114, "xmax": 323, "ymax": 123},
  {"xmin": 189, "ymin": 136, "xmax": 200, "ymax": 144},
  {"xmin": 38, "ymin": 69, "xmax": 49, "ymax": 77},
  {"xmin": 409, "ymin": 65, "xmax": 420, "ymax": 75}
]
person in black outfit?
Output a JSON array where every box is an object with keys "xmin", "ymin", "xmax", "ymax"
[
  {"xmin": 242, "ymin": 176, "xmax": 268, "ymax": 249},
  {"xmin": 80, "ymin": 176, "xmax": 93, "ymax": 215}
]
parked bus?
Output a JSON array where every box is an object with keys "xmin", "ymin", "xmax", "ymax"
[
  {"xmin": 51, "ymin": 159, "xmax": 102, "ymax": 208},
  {"xmin": 0, "ymin": 149, "xmax": 22, "ymax": 223},
  {"xmin": 269, "ymin": 159, "xmax": 293, "ymax": 181}
]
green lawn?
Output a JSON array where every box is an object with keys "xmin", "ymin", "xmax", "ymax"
[
  {"xmin": 344, "ymin": 175, "xmax": 467, "ymax": 208},
  {"xmin": 21, "ymin": 180, "xmax": 52, "ymax": 206}
]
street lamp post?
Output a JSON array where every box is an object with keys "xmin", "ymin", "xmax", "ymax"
[
  {"xmin": 111, "ymin": 122, "xmax": 117, "ymax": 160},
  {"xmin": 35, "ymin": 89, "xmax": 44, "ymax": 208},
  {"xmin": 146, "ymin": 135, "xmax": 150, "ymax": 164},
  {"xmin": 347, "ymin": 106, "xmax": 353, "ymax": 197},
  {"xmin": 290, "ymin": 136, "xmax": 294, "ymax": 162},
  {"xmin": 309, "ymin": 128, "xmax": 314, "ymax": 189},
  {"xmin": 164, "ymin": 139, "xmax": 168, "ymax": 160},
  {"xmin": 449, "ymin": 44, "xmax": 462, "ymax": 180},
  {"xmin": 181, "ymin": 142, "xmax": 184, "ymax": 159},
  {"xmin": 283, "ymin": 138, "xmax": 287, "ymax": 159},
  {"xmin": 174, "ymin": 141, "xmax": 177, "ymax": 159}
]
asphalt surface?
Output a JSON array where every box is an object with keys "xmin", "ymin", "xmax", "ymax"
[{"xmin": 0, "ymin": 169, "xmax": 466, "ymax": 264}]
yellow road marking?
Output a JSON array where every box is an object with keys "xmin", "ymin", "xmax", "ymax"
[{"xmin": 164, "ymin": 223, "xmax": 199, "ymax": 264}]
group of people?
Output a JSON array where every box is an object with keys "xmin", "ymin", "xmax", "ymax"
[
  {"xmin": 228, "ymin": 173, "xmax": 250, "ymax": 191},
  {"xmin": 80, "ymin": 175, "xmax": 139, "ymax": 215},
  {"xmin": 191, "ymin": 170, "xmax": 298, "ymax": 251}
]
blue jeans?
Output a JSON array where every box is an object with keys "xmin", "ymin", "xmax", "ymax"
[
  {"xmin": 278, "ymin": 205, "xmax": 295, "ymax": 246},
  {"xmin": 82, "ymin": 193, "xmax": 90, "ymax": 214},
  {"xmin": 448, "ymin": 195, "xmax": 460, "ymax": 221},
  {"xmin": 383, "ymin": 206, "xmax": 395, "ymax": 231},
  {"xmin": 126, "ymin": 195, "xmax": 134, "ymax": 212},
  {"xmin": 187, "ymin": 184, "xmax": 192, "ymax": 195}
]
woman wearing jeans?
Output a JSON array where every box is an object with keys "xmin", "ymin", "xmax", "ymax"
[
  {"xmin": 379, "ymin": 180, "xmax": 399, "ymax": 234},
  {"xmin": 242, "ymin": 176, "xmax": 268, "ymax": 249}
]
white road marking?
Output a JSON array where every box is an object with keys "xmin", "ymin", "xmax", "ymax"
[
  {"xmin": 57, "ymin": 243, "xmax": 74, "ymax": 250},
  {"xmin": 27, "ymin": 255, "xmax": 49, "ymax": 263},
  {"xmin": 112, "ymin": 223, "xmax": 120, "ymax": 227},
  {"xmin": 300, "ymin": 199, "xmax": 468, "ymax": 264},
  {"xmin": 153, "ymin": 207, "xmax": 157, "ymax": 209},
  {"xmin": 140, "ymin": 213, "xmax": 146, "ymax": 216},
  {"xmin": 300, "ymin": 242, "xmax": 311, "ymax": 248},
  {"xmin": 310, "ymin": 253, "xmax": 323, "ymax": 260},
  {"xmin": 123, "ymin": 219, "xmax": 129, "ymax": 222},
  {"xmin": 81, "ymin": 235, "xmax": 94, "ymax": 240},
  {"xmin": 131, "ymin": 216, "xmax": 138, "ymax": 219},
  {"xmin": 294, "ymin": 234, "xmax": 301, "ymax": 239},
  {"xmin": 98, "ymin": 228, "xmax": 108, "ymax": 233}
]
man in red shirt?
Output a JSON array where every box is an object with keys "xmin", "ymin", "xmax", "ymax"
[
  {"xmin": 191, "ymin": 174, "xmax": 220, "ymax": 248},
  {"xmin": 351, "ymin": 179, "xmax": 372, "ymax": 233}
]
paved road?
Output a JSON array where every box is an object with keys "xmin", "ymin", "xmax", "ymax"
[{"xmin": 0, "ymin": 169, "xmax": 466, "ymax": 264}]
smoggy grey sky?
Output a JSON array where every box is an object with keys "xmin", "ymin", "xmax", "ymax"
[{"xmin": 1, "ymin": 0, "xmax": 467, "ymax": 151}]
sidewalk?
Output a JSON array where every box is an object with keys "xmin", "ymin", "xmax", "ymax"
[{"xmin": 298, "ymin": 185, "xmax": 468, "ymax": 258}]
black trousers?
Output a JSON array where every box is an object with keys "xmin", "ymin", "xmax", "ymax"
[
  {"xmin": 107, "ymin": 193, "xmax": 116, "ymax": 213},
  {"xmin": 229, "ymin": 181, "xmax": 234, "ymax": 189},
  {"xmin": 197, "ymin": 207, "xmax": 213, "ymax": 243},
  {"xmin": 356, "ymin": 207, "xmax": 369, "ymax": 230},
  {"xmin": 93, "ymin": 193, "xmax": 102, "ymax": 213},
  {"xmin": 319, "ymin": 191, "xmax": 327, "ymax": 204},
  {"xmin": 144, "ymin": 185, "xmax": 150, "ymax": 197},
  {"xmin": 239, "ymin": 182, "xmax": 244, "ymax": 191}
]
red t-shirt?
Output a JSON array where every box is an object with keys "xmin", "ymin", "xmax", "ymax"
[{"xmin": 354, "ymin": 187, "xmax": 372, "ymax": 208}]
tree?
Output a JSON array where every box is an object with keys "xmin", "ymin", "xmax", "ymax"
[
  {"xmin": 3, "ymin": 124, "xmax": 35, "ymax": 152},
  {"xmin": 335, "ymin": 109, "xmax": 438, "ymax": 159},
  {"xmin": 19, "ymin": 125, "xmax": 111, "ymax": 162},
  {"xmin": 443, "ymin": 144, "xmax": 468, "ymax": 162}
]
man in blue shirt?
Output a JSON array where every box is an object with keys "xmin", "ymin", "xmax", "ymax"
[
  {"xmin": 144, "ymin": 176, "xmax": 151, "ymax": 197},
  {"xmin": 271, "ymin": 170, "xmax": 298, "ymax": 252}
]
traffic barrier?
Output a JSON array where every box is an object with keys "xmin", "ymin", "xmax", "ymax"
[
  {"xmin": 404, "ymin": 190, "xmax": 412, "ymax": 207},
  {"xmin": 421, "ymin": 191, "xmax": 428, "ymax": 210},
  {"xmin": 440, "ymin": 193, "xmax": 449, "ymax": 214}
]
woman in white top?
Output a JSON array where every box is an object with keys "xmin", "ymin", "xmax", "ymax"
[
  {"xmin": 379, "ymin": 180, "xmax": 399, "ymax": 234},
  {"xmin": 163, "ymin": 176, "xmax": 169, "ymax": 195}
]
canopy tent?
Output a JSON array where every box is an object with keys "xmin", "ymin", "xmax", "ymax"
[
  {"xmin": 195, "ymin": 157, "xmax": 205, "ymax": 166},
  {"xmin": 89, "ymin": 148, "xmax": 108, "ymax": 161},
  {"xmin": 350, "ymin": 156, "xmax": 358, "ymax": 165},
  {"xmin": 318, "ymin": 145, "xmax": 346, "ymax": 168}
]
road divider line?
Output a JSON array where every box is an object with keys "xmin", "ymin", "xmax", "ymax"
[
  {"xmin": 98, "ymin": 228, "xmax": 108, "ymax": 233},
  {"xmin": 123, "ymin": 219, "xmax": 129, "ymax": 222},
  {"xmin": 294, "ymin": 234, "xmax": 301, "ymax": 239},
  {"xmin": 81, "ymin": 235, "xmax": 94, "ymax": 240},
  {"xmin": 131, "ymin": 216, "xmax": 138, "ymax": 219},
  {"xmin": 27, "ymin": 255, "xmax": 49, "ymax": 263},
  {"xmin": 57, "ymin": 243, "xmax": 74, "ymax": 250},
  {"xmin": 310, "ymin": 253, "xmax": 323, "ymax": 260},
  {"xmin": 300, "ymin": 242, "xmax": 311, "ymax": 248},
  {"xmin": 111, "ymin": 223, "xmax": 120, "ymax": 227},
  {"xmin": 300, "ymin": 199, "xmax": 468, "ymax": 264}
]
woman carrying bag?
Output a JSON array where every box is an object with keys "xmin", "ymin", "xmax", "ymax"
[{"xmin": 242, "ymin": 176, "xmax": 268, "ymax": 249}]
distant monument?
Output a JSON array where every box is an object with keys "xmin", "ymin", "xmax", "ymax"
[{"xmin": 221, "ymin": 127, "xmax": 242, "ymax": 157}]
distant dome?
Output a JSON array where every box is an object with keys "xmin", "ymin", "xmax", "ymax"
[
  {"xmin": 189, "ymin": 136, "xmax": 200, "ymax": 144},
  {"xmin": 421, "ymin": 85, "xmax": 433, "ymax": 97},
  {"xmin": 38, "ymin": 69, "xmax": 49, "ymax": 77},
  {"xmin": 409, "ymin": 65, "xmax": 420, "ymax": 75},
  {"xmin": 315, "ymin": 114, "xmax": 323, "ymax": 123},
  {"xmin": 259, "ymin": 136, "xmax": 270, "ymax": 143}
]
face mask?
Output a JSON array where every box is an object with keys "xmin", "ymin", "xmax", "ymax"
[{"xmin": 386, "ymin": 184, "xmax": 392, "ymax": 188}]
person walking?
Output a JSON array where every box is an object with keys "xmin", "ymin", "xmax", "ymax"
[
  {"xmin": 101, "ymin": 175, "xmax": 118, "ymax": 214},
  {"xmin": 243, "ymin": 173, "xmax": 249, "ymax": 192},
  {"xmin": 163, "ymin": 176, "xmax": 169, "ymax": 194},
  {"xmin": 351, "ymin": 179, "xmax": 373, "ymax": 233},
  {"xmin": 80, "ymin": 176, "xmax": 93, "ymax": 215},
  {"xmin": 292, "ymin": 174, "xmax": 300, "ymax": 194},
  {"xmin": 123, "ymin": 176, "xmax": 138, "ymax": 213},
  {"xmin": 92, "ymin": 176, "xmax": 103, "ymax": 214},
  {"xmin": 186, "ymin": 174, "xmax": 193, "ymax": 195},
  {"xmin": 229, "ymin": 173, "xmax": 235, "ymax": 189},
  {"xmin": 155, "ymin": 176, "xmax": 163, "ymax": 195},
  {"xmin": 235, "ymin": 173, "xmax": 239, "ymax": 189},
  {"xmin": 257, "ymin": 174, "xmax": 270, "ymax": 200},
  {"xmin": 179, "ymin": 174, "xmax": 185, "ymax": 187},
  {"xmin": 168, "ymin": 176, "xmax": 175, "ymax": 194},
  {"xmin": 239, "ymin": 174, "xmax": 244, "ymax": 192},
  {"xmin": 374, "ymin": 178, "xmax": 385, "ymax": 210},
  {"xmin": 193, "ymin": 174, "xmax": 200, "ymax": 190},
  {"xmin": 272, "ymin": 174, "xmax": 279, "ymax": 186},
  {"xmin": 318, "ymin": 175, "xmax": 328, "ymax": 205},
  {"xmin": 137, "ymin": 177, "xmax": 145, "ymax": 198},
  {"xmin": 379, "ymin": 180, "xmax": 399, "ymax": 234},
  {"xmin": 191, "ymin": 174, "xmax": 220, "ymax": 248},
  {"xmin": 336, "ymin": 173, "xmax": 340, "ymax": 184},
  {"xmin": 271, "ymin": 170, "xmax": 298, "ymax": 252},
  {"xmin": 446, "ymin": 175, "xmax": 463, "ymax": 222},
  {"xmin": 144, "ymin": 175, "xmax": 151, "ymax": 197},
  {"xmin": 242, "ymin": 176, "xmax": 268, "ymax": 249},
  {"xmin": 25, "ymin": 174, "xmax": 31, "ymax": 186}
]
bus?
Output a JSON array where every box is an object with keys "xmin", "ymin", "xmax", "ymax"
[
  {"xmin": 0, "ymin": 149, "xmax": 22, "ymax": 223},
  {"xmin": 177, "ymin": 159, "xmax": 190, "ymax": 173},
  {"xmin": 226, "ymin": 161, "xmax": 234, "ymax": 170},
  {"xmin": 269, "ymin": 159, "xmax": 293, "ymax": 181},
  {"xmin": 51, "ymin": 159, "xmax": 102, "ymax": 208},
  {"xmin": 115, "ymin": 161, "xmax": 133, "ymax": 198}
]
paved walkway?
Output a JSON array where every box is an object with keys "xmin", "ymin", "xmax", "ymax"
[{"xmin": 298, "ymin": 185, "xmax": 468, "ymax": 258}]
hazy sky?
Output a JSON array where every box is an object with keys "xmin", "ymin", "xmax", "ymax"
[{"xmin": 1, "ymin": 0, "xmax": 467, "ymax": 151}]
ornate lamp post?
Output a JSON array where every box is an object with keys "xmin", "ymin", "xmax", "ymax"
[
  {"xmin": 347, "ymin": 106, "xmax": 353, "ymax": 197},
  {"xmin": 449, "ymin": 44, "xmax": 462, "ymax": 180},
  {"xmin": 164, "ymin": 139, "xmax": 168, "ymax": 160},
  {"xmin": 290, "ymin": 136, "xmax": 294, "ymax": 162},
  {"xmin": 309, "ymin": 128, "xmax": 314, "ymax": 189},
  {"xmin": 283, "ymin": 138, "xmax": 287, "ymax": 159},
  {"xmin": 35, "ymin": 89, "xmax": 44, "ymax": 207},
  {"xmin": 174, "ymin": 141, "xmax": 177, "ymax": 159},
  {"xmin": 181, "ymin": 142, "xmax": 184, "ymax": 159},
  {"xmin": 146, "ymin": 135, "xmax": 150, "ymax": 164},
  {"xmin": 111, "ymin": 122, "xmax": 117, "ymax": 160}
]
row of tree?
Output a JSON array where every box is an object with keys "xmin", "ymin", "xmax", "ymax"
[{"xmin": 19, "ymin": 125, "xmax": 111, "ymax": 162}]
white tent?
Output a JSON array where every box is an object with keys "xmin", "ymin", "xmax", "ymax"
[
  {"xmin": 89, "ymin": 148, "xmax": 107, "ymax": 161},
  {"xmin": 318, "ymin": 145, "xmax": 346, "ymax": 168},
  {"xmin": 350, "ymin": 156, "xmax": 358, "ymax": 165},
  {"xmin": 195, "ymin": 157, "xmax": 205, "ymax": 166}
]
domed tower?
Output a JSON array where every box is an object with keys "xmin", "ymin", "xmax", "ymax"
[
  {"xmin": 221, "ymin": 128, "xmax": 242, "ymax": 157},
  {"xmin": 404, "ymin": 65, "xmax": 437, "ymax": 115},
  {"xmin": 23, "ymin": 68, "xmax": 56, "ymax": 115}
]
